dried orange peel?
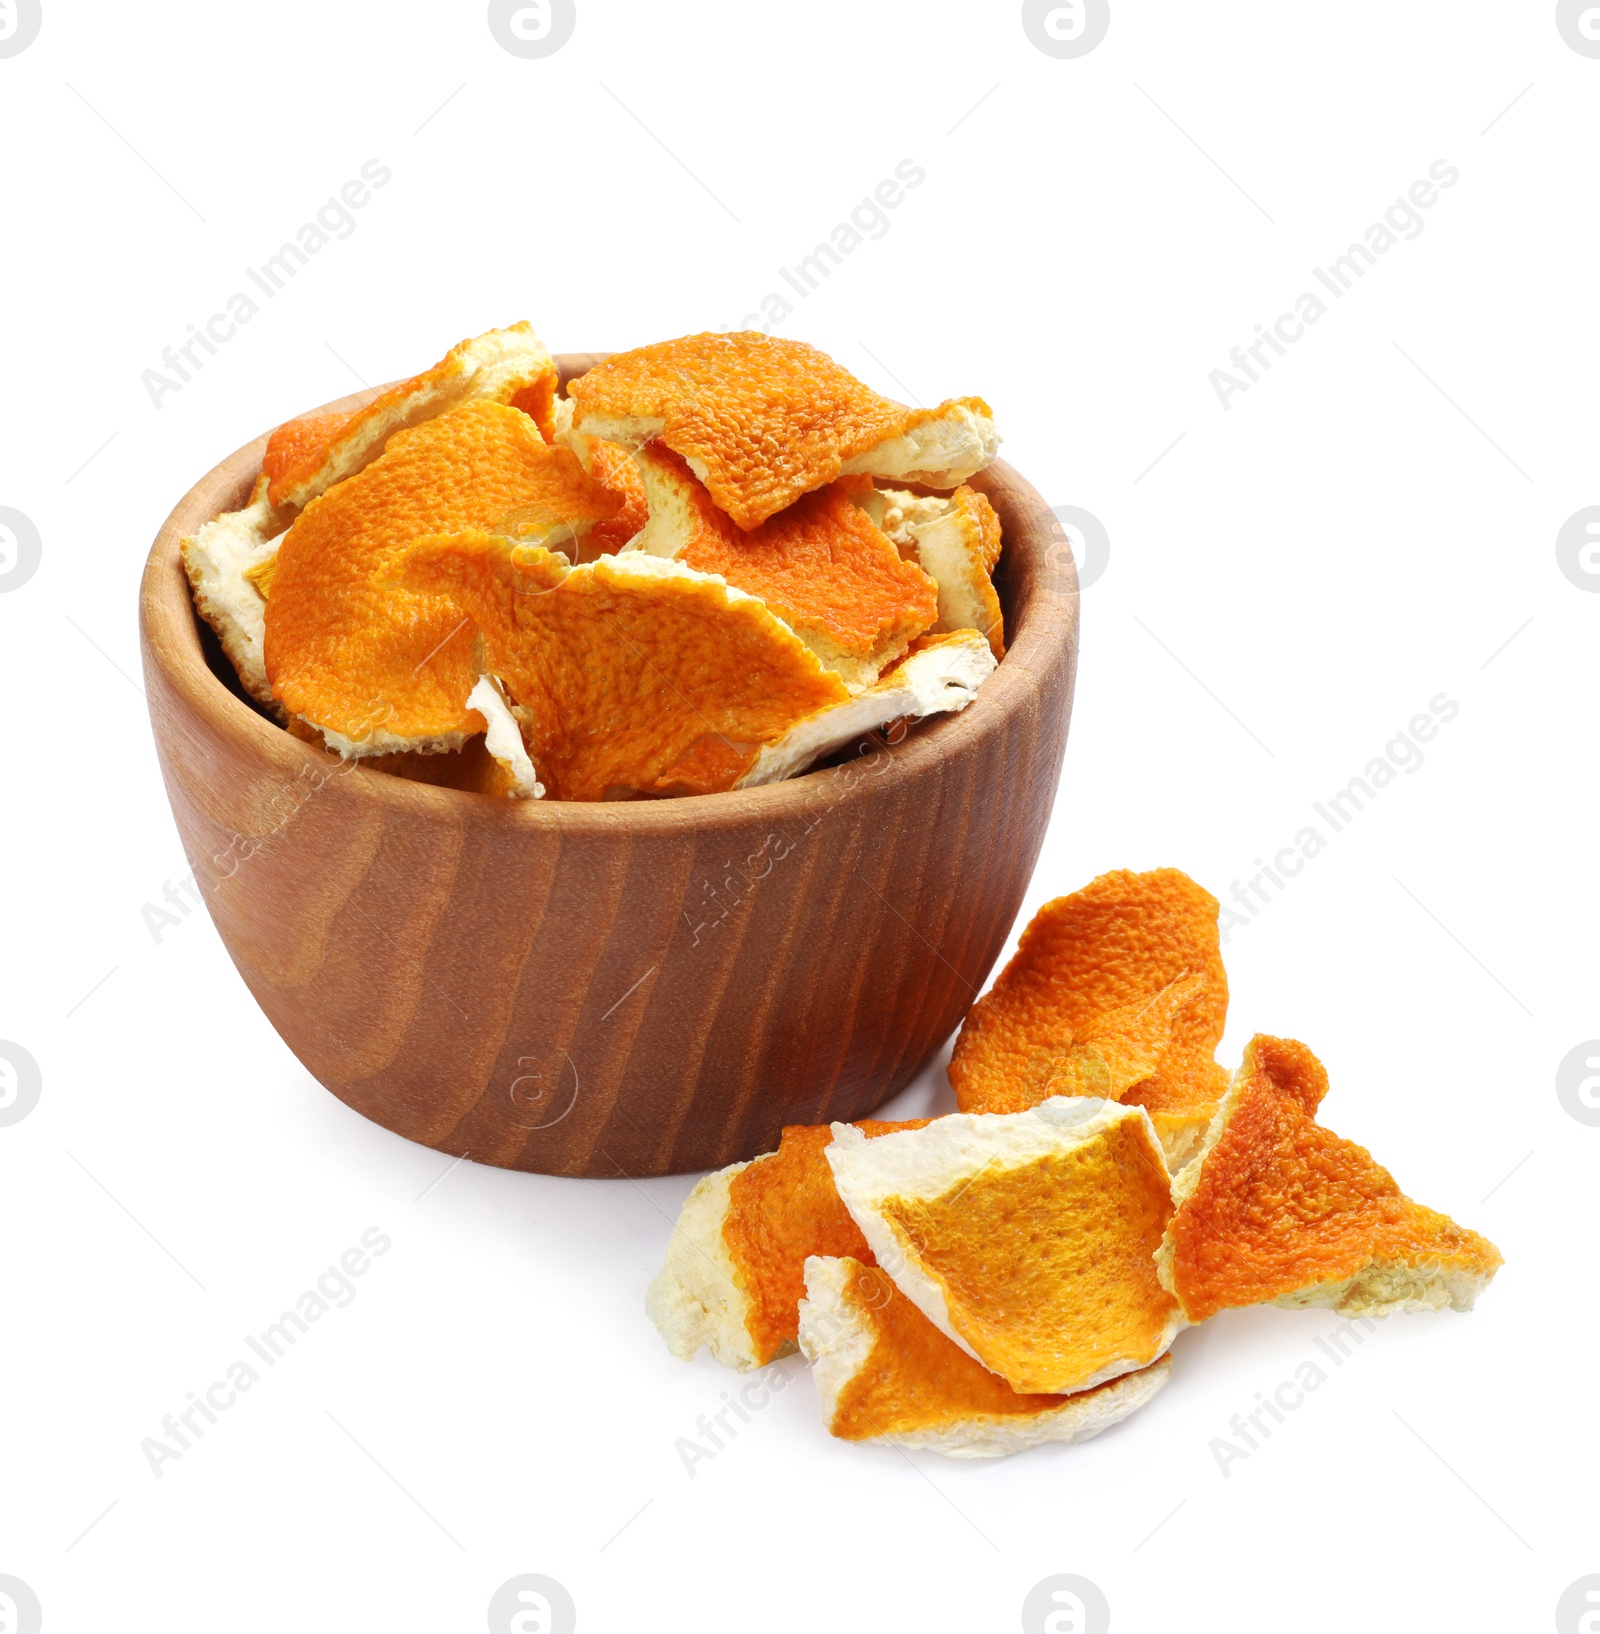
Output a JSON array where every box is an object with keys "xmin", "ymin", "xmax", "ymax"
[
  {"xmin": 857, "ymin": 484, "xmax": 1005, "ymax": 658},
  {"xmin": 949, "ymin": 868, "xmax": 1230, "ymax": 1169},
  {"xmin": 183, "ymin": 323, "xmax": 559, "ymax": 710},
  {"xmin": 550, "ymin": 396, "xmax": 649, "ymax": 559},
  {"xmin": 389, "ymin": 536, "xmax": 851, "ymax": 800},
  {"xmin": 646, "ymin": 1119, "xmax": 927, "ymax": 1371},
  {"xmin": 827, "ymin": 1099, "xmax": 1185, "ymax": 1396},
  {"xmin": 262, "ymin": 400, "xmax": 622, "ymax": 756},
  {"xmin": 1158, "ymin": 1035, "xmax": 1503, "ymax": 1322},
  {"xmin": 799, "ymin": 1257, "xmax": 1173, "ymax": 1457},
  {"xmin": 568, "ymin": 332, "xmax": 999, "ymax": 530},
  {"xmin": 263, "ymin": 322, "xmax": 557, "ymax": 508},
  {"xmin": 735, "ymin": 630, "xmax": 995, "ymax": 788},
  {"xmin": 630, "ymin": 443, "xmax": 939, "ymax": 689},
  {"xmin": 180, "ymin": 474, "xmax": 294, "ymax": 706}
]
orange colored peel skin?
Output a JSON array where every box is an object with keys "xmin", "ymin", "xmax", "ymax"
[
  {"xmin": 261, "ymin": 329, "xmax": 558, "ymax": 506},
  {"xmin": 262, "ymin": 412, "xmax": 351, "ymax": 497},
  {"xmin": 1164, "ymin": 1036, "xmax": 1503, "ymax": 1323},
  {"xmin": 825, "ymin": 1261, "xmax": 1125, "ymax": 1441},
  {"xmin": 877, "ymin": 1119, "xmax": 1180, "ymax": 1394},
  {"xmin": 575, "ymin": 438, "xmax": 650, "ymax": 559},
  {"xmin": 640, "ymin": 445, "xmax": 938, "ymax": 668},
  {"xmin": 569, "ymin": 331, "xmax": 992, "ymax": 530},
  {"xmin": 949, "ymin": 868, "xmax": 1229, "ymax": 1122},
  {"xmin": 391, "ymin": 534, "xmax": 851, "ymax": 801},
  {"xmin": 724, "ymin": 1121, "xmax": 928, "ymax": 1366},
  {"xmin": 263, "ymin": 401, "xmax": 620, "ymax": 748}
]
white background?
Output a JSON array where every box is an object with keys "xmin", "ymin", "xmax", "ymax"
[{"xmin": 1, "ymin": 2, "xmax": 1595, "ymax": 1630}]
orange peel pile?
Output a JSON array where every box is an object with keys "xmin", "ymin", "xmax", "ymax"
[
  {"xmin": 647, "ymin": 866, "xmax": 1502, "ymax": 1458},
  {"xmin": 182, "ymin": 323, "xmax": 1006, "ymax": 799}
]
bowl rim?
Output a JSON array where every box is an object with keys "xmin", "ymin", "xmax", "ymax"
[{"xmin": 139, "ymin": 359, "xmax": 1079, "ymax": 835}]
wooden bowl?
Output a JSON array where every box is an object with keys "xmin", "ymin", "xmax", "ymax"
[{"xmin": 138, "ymin": 357, "xmax": 1079, "ymax": 1177}]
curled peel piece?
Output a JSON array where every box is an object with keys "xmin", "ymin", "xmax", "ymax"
[
  {"xmin": 645, "ymin": 1120, "xmax": 927, "ymax": 1371},
  {"xmin": 949, "ymin": 868, "xmax": 1230, "ymax": 1169},
  {"xmin": 179, "ymin": 475, "xmax": 293, "ymax": 707},
  {"xmin": 568, "ymin": 331, "xmax": 998, "ymax": 530},
  {"xmin": 799, "ymin": 1257, "xmax": 1174, "ymax": 1458},
  {"xmin": 263, "ymin": 400, "xmax": 622, "ymax": 756},
  {"xmin": 826, "ymin": 1098, "xmax": 1185, "ymax": 1396},
  {"xmin": 630, "ymin": 443, "xmax": 938, "ymax": 689},
  {"xmin": 263, "ymin": 322, "xmax": 558, "ymax": 508},
  {"xmin": 858, "ymin": 484, "xmax": 1005, "ymax": 658},
  {"xmin": 390, "ymin": 536, "xmax": 850, "ymax": 801},
  {"xmin": 734, "ymin": 630, "xmax": 995, "ymax": 788},
  {"xmin": 466, "ymin": 675, "xmax": 543, "ymax": 799},
  {"xmin": 1157, "ymin": 1035, "xmax": 1504, "ymax": 1323}
]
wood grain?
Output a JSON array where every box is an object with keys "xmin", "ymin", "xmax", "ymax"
[{"xmin": 138, "ymin": 359, "xmax": 1080, "ymax": 1176}]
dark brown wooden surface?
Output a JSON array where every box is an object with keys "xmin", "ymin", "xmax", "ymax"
[{"xmin": 138, "ymin": 360, "xmax": 1080, "ymax": 1176}]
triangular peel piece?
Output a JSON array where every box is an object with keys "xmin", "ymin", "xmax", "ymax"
[
  {"xmin": 465, "ymin": 675, "xmax": 543, "ymax": 799},
  {"xmin": 263, "ymin": 322, "xmax": 557, "ymax": 507},
  {"xmin": 857, "ymin": 485, "xmax": 1005, "ymax": 658},
  {"xmin": 1158, "ymin": 1035, "xmax": 1504, "ymax": 1322},
  {"xmin": 568, "ymin": 331, "xmax": 998, "ymax": 530},
  {"xmin": 645, "ymin": 1120, "xmax": 928, "ymax": 1371},
  {"xmin": 799, "ymin": 1256, "xmax": 1174, "ymax": 1458},
  {"xmin": 949, "ymin": 868, "xmax": 1230, "ymax": 1167},
  {"xmin": 826, "ymin": 1099, "xmax": 1185, "ymax": 1395},
  {"xmin": 179, "ymin": 474, "xmax": 292, "ymax": 707},
  {"xmin": 390, "ymin": 538, "xmax": 850, "ymax": 800},
  {"xmin": 630, "ymin": 444, "xmax": 938, "ymax": 689},
  {"xmin": 735, "ymin": 630, "xmax": 995, "ymax": 788}
]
